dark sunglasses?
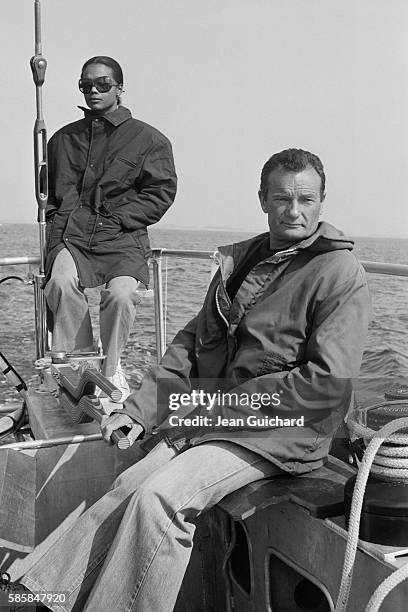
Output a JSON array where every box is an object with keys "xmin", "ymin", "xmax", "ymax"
[{"xmin": 78, "ymin": 76, "xmax": 118, "ymax": 94}]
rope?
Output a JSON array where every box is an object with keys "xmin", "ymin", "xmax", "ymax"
[
  {"xmin": 365, "ymin": 562, "xmax": 408, "ymax": 612},
  {"xmin": 0, "ymin": 351, "xmax": 28, "ymax": 397},
  {"xmin": 348, "ymin": 401, "xmax": 408, "ymax": 478},
  {"xmin": 335, "ymin": 415, "xmax": 408, "ymax": 612},
  {"xmin": 0, "ymin": 276, "xmax": 24, "ymax": 285},
  {"xmin": 163, "ymin": 255, "xmax": 168, "ymax": 346}
]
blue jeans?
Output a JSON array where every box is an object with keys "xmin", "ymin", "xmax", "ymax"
[
  {"xmin": 44, "ymin": 248, "xmax": 141, "ymax": 376},
  {"xmin": 21, "ymin": 439, "xmax": 283, "ymax": 612}
]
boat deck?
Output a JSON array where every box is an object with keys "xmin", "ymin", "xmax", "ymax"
[{"xmin": 0, "ymin": 386, "xmax": 407, "ymax": 611}]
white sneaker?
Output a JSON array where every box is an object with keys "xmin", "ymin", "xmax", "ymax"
[
  {"xmin": 95, "ymin": 362, "xmax": 131, "ymax": 403},
  {"xmin": 109, "ymin": 363, "xmax": 131, "ymax": 403}
]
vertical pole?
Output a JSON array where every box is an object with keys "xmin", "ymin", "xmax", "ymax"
[
  {"xmin": 30, "ymin": 0, "xmax": 48, "ymax": 359},
  {"xmin": 33, "ymin": 275, "xmax": 47, "ymax": 359},
  {"xmin": 152, "ymin": 252, "xmax": 166, "ymax": 362}
]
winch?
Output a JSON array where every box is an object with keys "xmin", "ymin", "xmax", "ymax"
[
  {"xmin": 344, "ymin": 384, "xmax": 408, "ymax": 546},
  {"xmin": 35, "ymin": 350, "xmax": 133, "ymax": 449}
]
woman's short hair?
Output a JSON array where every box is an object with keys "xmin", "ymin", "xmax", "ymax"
[{"xmin": 81, "ymin": 56, "xmax": 124, "ymax": 86}]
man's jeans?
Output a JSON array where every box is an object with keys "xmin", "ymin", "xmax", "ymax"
[
  {"xmin": 44, "ymin": 249, "xmax": 141, "ymax": 376},
  {"xmin": 22, "ymin": 440, "xmax": 283, "ymax": 612}
]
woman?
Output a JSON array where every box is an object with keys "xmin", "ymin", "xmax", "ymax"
[{"xmin": 44, "ymin": 56, "xmax": 177, "ymax": 399}]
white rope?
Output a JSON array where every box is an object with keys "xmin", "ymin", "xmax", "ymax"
[
  {"xmin": 351, "ymin": 419, "xmax": 408, "ymax": 446},
  {"xmin": 365, "ymin": 562, "xmax": 408, "ymax": 612},
  {"xmin": 163, "ymin": 256, "xmax": 168, "ymax": 346},
  {"xmin": 375, "ymin": 445, "xmax": 408, "ymax": 458},
  {"xmin": 335, "ymin": 416, "xmax": 408, "ymax": 612},
  {"xmin": 348, "ymin": 402, "xmax": 408, "ymax": 477}
]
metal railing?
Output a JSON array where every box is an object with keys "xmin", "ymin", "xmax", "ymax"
[
  {"xmin": 0, "ymin": 250, "xmax": 407, "ymax": 362},
  {"xmin": 0, "ymin": 256, "xmax": 46, "ymax": 360},
  {"xmin": 0, "ymin": 248, "xmax": 407, "ymax": 452}
]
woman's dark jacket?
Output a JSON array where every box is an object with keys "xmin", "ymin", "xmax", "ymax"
[{"xmin": 45, "ymin": 106, "xmax": 177, "ymax": 287}]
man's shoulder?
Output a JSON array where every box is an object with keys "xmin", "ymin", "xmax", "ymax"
[
  {"xmin": 315, "ymin": 247, "xmax": 362, "ymax": 270},
  {"xmin": 296, "ymin": 222, "xmax": 365, "ymax": 282},
  {"xmin": 310, "ymin": 248, "xmax": 367, "ymax": 291}
]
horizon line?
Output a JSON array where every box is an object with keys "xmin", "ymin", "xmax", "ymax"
[{"xmin": 0, "ymin": 221, "xmax": 407, "ymax": 240}]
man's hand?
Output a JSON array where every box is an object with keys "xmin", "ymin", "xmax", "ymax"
[{"xmin": 100, "ymin": 413, "xmax": 144, "ymax": 446}]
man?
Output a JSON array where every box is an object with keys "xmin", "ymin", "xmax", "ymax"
[
  {"xmin": 8, "ymin": 148, "xmax": 370, "ymax": 611},
  {"xmin": 44, "ymin": 56, "xmax": 177, "ymax": 399}
]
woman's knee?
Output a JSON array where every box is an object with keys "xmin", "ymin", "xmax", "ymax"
[
  {"xmin": 48, "ymin": 270, "xmax": 78, "ymax": 291},
  {"xmin": 101, "ymin": 279, "xmax": 141, "ymax": 309}
]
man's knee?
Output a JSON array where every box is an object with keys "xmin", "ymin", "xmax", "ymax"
[{"xmin": 130, "ymin": 478, "xmax": 175, "ymax": 516}]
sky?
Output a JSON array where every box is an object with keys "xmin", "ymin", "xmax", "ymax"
[{"xmin": 1, "ymin": 0, "xmax": 408, "ymax": 237}]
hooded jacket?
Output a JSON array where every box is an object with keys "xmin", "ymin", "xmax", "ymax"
[
  {"xmin": 123, "ymin": 222, "xmax": 371, "ymax": 474},
  {"xmin": 44, "ymin": 106, "xmax": 177, "ymax": 288}
]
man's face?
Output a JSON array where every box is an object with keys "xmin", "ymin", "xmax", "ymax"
[
  {"xmin": 259, "ymin": 165, "xmax": 324, "ymax": 249},
  {"xmin": 81, "ymin": 63, "xmax": 121, "ymax": 115}
]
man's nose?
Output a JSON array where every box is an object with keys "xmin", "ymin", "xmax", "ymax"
[{"xmin": 286, "ymin": 199, "xmax": 300, "ymax": 218}]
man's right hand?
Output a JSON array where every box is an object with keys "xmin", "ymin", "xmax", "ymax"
[{"xmin": 100, "ymin": 413, "xmax": 144, "ymax": 446}]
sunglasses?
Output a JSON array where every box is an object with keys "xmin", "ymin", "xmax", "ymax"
[{"xmin": 78, "ymin": 76, "xmax": 118, "ymax": 94}]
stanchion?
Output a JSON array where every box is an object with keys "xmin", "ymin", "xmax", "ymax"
[{"xmin": 30, "ymin": 0, "xmax": 48, "ymax": 359}]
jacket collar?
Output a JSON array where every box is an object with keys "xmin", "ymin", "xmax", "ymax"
[
  {"xmin": 216, "ymin": 222, "xmax": 353, "ymax": 283},
  {"xmin": 77, "ymin": 105, "xmax": 132, "ymax": 126},
  {"xmin": 217, "ymin": 232, "xmax": 297, "ymax": 284}
]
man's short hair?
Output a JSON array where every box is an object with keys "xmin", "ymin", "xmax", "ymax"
[{"xmin": 260, "ymin": 148, "xmax": 326, "ymax": 199}]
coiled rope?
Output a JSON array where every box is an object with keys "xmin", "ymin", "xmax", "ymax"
[
  {"xmin": 335, "ymin": 407, "xmax": 408, "ymax": 612},
  {"xmin": 349, "ymin": 401, "xmax": 408, "ymax": 479}
]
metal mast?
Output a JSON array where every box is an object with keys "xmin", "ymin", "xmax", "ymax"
[{"xmin": 30, "ymin": 0, "xmax": 48, "ymax": 359}]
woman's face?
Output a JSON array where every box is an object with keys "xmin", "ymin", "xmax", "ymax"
[{"xmin": 81, "ymin": 63, "xmax": 121, "ymax": 115}]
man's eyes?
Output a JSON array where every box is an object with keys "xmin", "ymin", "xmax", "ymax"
[
  {"xmin": 301, "ymin": 197, "xmax": 317, "ymax": 204},
  {"xmin": 272, "ymin": 196, "xmax": 316, "ymax": 204}
]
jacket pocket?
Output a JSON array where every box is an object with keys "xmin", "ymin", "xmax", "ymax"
[
  {"xmin": 103, "ymin": 156, "xmax": 143, "ymax": 188},
  {"xmin": 130, "ymin": 228, "xmax": 152, "ymax": 259},
  {"xmin": 94, "ymin": 214, "xmax": 122, "ymax": 241},
  {"xmin": 257, "ymin": 351, "xmax": 293, "ymax": 376}
]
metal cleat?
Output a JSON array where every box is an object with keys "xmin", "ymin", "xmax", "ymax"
[{"xmin": 59, "ymin": 390, "xmax": 131, "ymax": 450}]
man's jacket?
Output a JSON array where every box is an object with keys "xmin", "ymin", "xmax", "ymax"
[
  {"xmin": 45, "ymin": 106, "xmax": 177, "ymax": 287},
  {"xmin": 123, "ymin": 222, "xmax": 371, "ymax": 474}
]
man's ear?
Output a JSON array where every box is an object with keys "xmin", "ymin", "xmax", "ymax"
[
  {"xmin": 258, "ymin": 190, "xmax": 267, "ymax": 213},
  {"xmin": 320, "ymin": 193, "xmax": 326, "ymax": 214}
]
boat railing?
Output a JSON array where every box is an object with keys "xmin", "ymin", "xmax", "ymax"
[{"xmin": 0, "ymin": 250, "xmax": 407, "ymax": 363}]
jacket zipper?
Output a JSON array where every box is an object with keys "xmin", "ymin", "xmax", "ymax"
[{"xmin": 215, "ymin": 284, "xmax": 229, "ymax": 327}]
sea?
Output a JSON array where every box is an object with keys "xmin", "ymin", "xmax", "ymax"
[{"xmin": 1, "ymin": 223, "xmax": 407, "ymax": 406}]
